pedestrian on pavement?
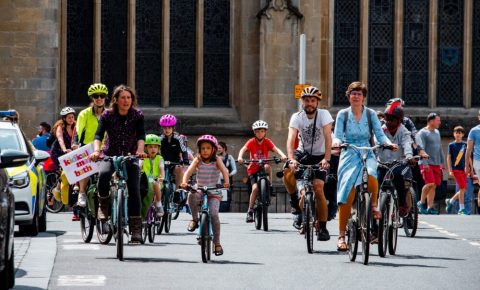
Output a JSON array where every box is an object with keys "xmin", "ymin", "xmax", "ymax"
[
  {"xmin": 466, "ymin": 109, "xmax": 480, "ymax": 208},
  {"xmin": 217, "ymin": 141, "xmax": 237, "ymax": 186},
  {"xmin": 445, "ymin": 126, "xmax": 468, "ymax": 214},
  {"xmin": 415, "ymin": 112, "xmax": 445, "ymax": 215},
  {"xmin": 32, "ymin": 121, "xmax": 52, "ymax": 151}
]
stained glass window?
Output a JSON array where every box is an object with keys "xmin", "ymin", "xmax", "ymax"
[
  {"xmin": 136, "ymin": 1, "xmax": 162, "ymax": 106},
  {"xmin": 437, "ymin": 0, "xmax": 464, "ymax": 107},
  {"xmin": 333, "ymin": 0, "xmax": 360, "ymax": 106},
  {"xmin": 403, "ymin": 0, "xmax": 429, "ymax": 106},
  {"xmin": 67, "ymin": 1, "xmax": 93, "ymax": 106}
]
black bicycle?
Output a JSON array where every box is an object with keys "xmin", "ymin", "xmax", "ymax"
[
  {"xmin": 242, "ymin": 157, "xmax": 280, "ymax": 231},
  {"xmin": 158, "ymin": 161, "xmax": 179, "ymax": 235}
]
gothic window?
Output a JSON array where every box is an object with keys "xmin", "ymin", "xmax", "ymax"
[
  {"xmin": 437, "ymin": 0, "xmax": 464, "ymax": 107},
  {"xmin": 472, "ymin": 0, "xmax": 480, "ymax": 107},
  {"xmin": 333, "ymin": 0, "xmax": 360, "ymax": 106},
  {"xmin": 403, "ymin": 0, "xmax": 429, "ymax": 106},
  {"xmin": 368, "ymin": 0, "xmax": 394, "ymax": 106},
  {"xmin": 67, "ymin": 1, "xmax": 93, "ymax": 106}
]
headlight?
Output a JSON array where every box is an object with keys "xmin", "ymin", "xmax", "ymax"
[{"xmin": 11, "ymin": 171, "xmax": 30, "ymax": 188}]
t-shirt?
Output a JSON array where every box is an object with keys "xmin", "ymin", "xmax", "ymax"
[
  {"xmin": 415, "ymin": 127, "xmax": 445, "ymax": 166},
  {"xmin": 467, "ymin": 125, "xmax": 480, "ymax": 161},
  {"xmin": 32, "ymin": 134, "xmax": 51, "ymax": 151},
  {"xmin": 448, "ymin": 141, "xmax": 466, "ymax": 170},
  {"xmin": 288, "ymin": 109, "xmax": 333, "ymax": 156},
  {"xmin": 245, "ymin": 137, "xmax": 275, "ymax": 175}
]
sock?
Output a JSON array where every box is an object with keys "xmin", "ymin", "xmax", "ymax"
[
  {"xmin": 319, "ymin": 221, "xmax": 327, "ymax": 229},
  {"xmin": 459, "ymin": 204, "xmax": 465, "ymax": 210},
  {"xmin": 156, "ymin": 201, "xmax": 162, "ymax": 207},
  {"xmin": 79, "ymin": 192, "xmax": 85, "ymax": 196}
]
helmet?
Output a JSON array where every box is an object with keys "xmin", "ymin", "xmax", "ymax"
[
  {"xmin": 301, "ymin": 86, "xmax": 322, "ymax": 100},
  {"xmin": 196, "ymin": 134, "xmax": 218, "ymax": 148},
  {"xmin": 386, "ymin": 97, "xmax": 405, "ymax": 107},
  {"xmin": 88, "ymin": 83, "xmax": 109, "ymax": 96},
  {"xmin": 60, "ymin": 107, "xmax": 75, "ymax": 116},
  {"xmin": 252, "ymin": 120, "xmax": 268, "ymax": 130},
  {"xmin": 145, "ymin": 134, "xmax": 161, "ymax": 146},
  {"xmin": 384, "ymin": 103, "xmax": 404, "ymax": 120},
  {"xmin": 159, "ymin": 114, "xmax": 177, "ymax": 127}
]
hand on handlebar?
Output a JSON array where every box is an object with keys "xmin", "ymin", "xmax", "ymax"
[
  {"xmin": 180, "ymin": 182, "xmax": 188, "ymax": 189},
  {"xmin": 89, "ymin": 151, "xmax": 101, "ymax": 162},
  {"xmin": 320, "ymin": 158, "xmax": 330, "ymax": 170},
  {"xmin": 288, "ymin": 159, "xmax": 299, "ymax": 171},
  {"xmin": 237, "ymin": 158, "xmax": 244, "ymax": 164},
  {"xmin": 135, "ymin": 151, "xmax": 147, "ymax": 159},
  {"xmin": 223, "ymin": 182, "xmax": 230, "ymax": 188}
]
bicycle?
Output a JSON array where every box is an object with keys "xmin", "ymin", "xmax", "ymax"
[
  {"xmin": 338, "ymin": 143, "xmax": 390, "ymax": 265},
  {"xmin": 157, "ymin": 161, "xmax": 179, "ymax": 234},
  {"xmin": 377, "ymin": 156, "xmax": 421, "ymax": 257},
  {"xmin": 242, "ymin": 157, "xmax": 281, "ymax": 231},
  {"xmin": 44, "ymin": 170, "xmax": 64, "ymax": 213},
  {"xmin": 402, "ymin": 180, "xmax": 419, "ymax": 238},
  {"xmin": 78, "ymin": 175, "xmax": 98, "ymax": 243}
]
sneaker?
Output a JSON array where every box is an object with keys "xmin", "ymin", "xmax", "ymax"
[
  {"xmin": 156, "ymin": 206, "xmax": 164, "ymax": 217},
  {"xmin": 292, "ymin": 213, "xmax": 303, "ymax": 229},
  {"xmin": 246, "ymin": 211, "xmax": 254, "ymax": 223},
  {"xmin": 77, "ymin": 193, "xmax": 87, "ymax": 207},
  {"xmin": 71, "ymin": 213, "xmax": 80, "ymax": 221},
  {"xmin": 417, "ymin": 201, "xmax": 427, "ymax": 214},
  {"xmin": 52, "ymin": 188, "xmax": 61, "ymax": 202},
  {"xmin": 445, "ymin": 198, "xmax": 452, "ymax": 213},
  {"xmin": 426, "ymin": 207, "xmax": 439, "ymax": 215},
  {"xmin": 317, "ymin": 228, "xmax": 330, "ymax": 241},
  {"xmin": 458, "ymin": 209, "xmax": 466, "ymax": 215}
]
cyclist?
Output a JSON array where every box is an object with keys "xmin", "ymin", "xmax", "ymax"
[
  {"xmin": 74, "ymin": 83, "xmax": 108, "ymax": 208},
  {"xmin": 50, "ymin": 107, "xmax": 76, "ymax": 218},
  {"xmin": 89, "ymin": 85, "xmax": 147, "ymax": 243},
  {"xmin": 283, "ymin": 86, "xmax": 333, "ymax": 240},
  {"xmin": 181, "ymin": 135, "xmax": 230, "ymax": 256},
  {"xmin": 159, "ymin": 114, "xmax": 189, "ymax": 189},
  {"xmin": 237, "ymin": 120, "xmax": 287, "ymax": 223},
  {"xmin": 332, "ymin": 81, "xmax": 397, "ymax": 251},
  {"xmin": 139, "ymin": 134, "xmax": 165, "ymax": 218}
]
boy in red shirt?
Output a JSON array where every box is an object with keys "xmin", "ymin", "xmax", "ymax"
[{"xmin": 238, "ymin": 120, "xmax": 287, "ymax": 222}]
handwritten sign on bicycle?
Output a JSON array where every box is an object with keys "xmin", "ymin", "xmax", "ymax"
[{"xmin": 58, "ymin": 143, "xmax": 99, "ymax": 184}]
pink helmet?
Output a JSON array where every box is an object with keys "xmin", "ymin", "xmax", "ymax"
[
  {"xmin": 159, "ymin": 114, "xmax": 177, "ymax": 127},
  {"xmin": 196, "ymin": 134, "xmax": 218, "ymax": 148}
]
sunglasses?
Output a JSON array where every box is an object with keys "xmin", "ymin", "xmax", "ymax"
[{"xmin": 92, "ymin": 94, "xmax": 106, "ymax": 99}]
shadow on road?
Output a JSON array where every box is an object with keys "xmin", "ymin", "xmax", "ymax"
[
  {"xmin": 97, "ymin": 256, "xmax": 198, "ymax": 263},
  {"xmin": 211, "ymin": 260, "xmax": 263, "ymax": 265},
  {"xmin": 411, "ymin": 235, "xmax": 455, "ymax": 240},
  {"xmin": 15, "ymin": 267, "xmax": 27, "ymax": 278},
  {"xmin": 368, "ymin": 261, "xmax": 447, "ymax": 268},
  {"xmin": 395, "ymin": 254, "xmax": 465, "ymax": 261}
]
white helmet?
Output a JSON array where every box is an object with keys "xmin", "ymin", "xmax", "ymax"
[
  {"xmin": 60, "ymin": 107, "xmax": 75, "ymax": 116},
  {"xmin": 252, "ymin": 120, "xmax": 268, "ymax": 130}
]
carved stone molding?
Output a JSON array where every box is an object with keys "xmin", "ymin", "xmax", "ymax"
[{"xmin": 256, "ymin": 0, "xmax": 303, "ymax": 20}]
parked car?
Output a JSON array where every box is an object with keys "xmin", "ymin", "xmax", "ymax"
[
  {"xmin": 0, "ymin": 111, "xmax": 49, "ymax": 236},
  {"xmin": 0, "ymin": 149, "xmax": 29, "ymax": 290}
]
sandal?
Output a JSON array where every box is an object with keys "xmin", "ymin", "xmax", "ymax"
[
  {"xmin": 337, "ymin": 236, "xmax": 348, "ymax": 252},
  {"xmin": 187, "ymin": 220, "xmax": 198, "ymax": 232},
  {"xmin": 214, "ymin": 244, "xmax": 224, "ymax": 256},
  {"xmin": 372, "ymin": 206, "xmax": 382, "ymax": 220}
]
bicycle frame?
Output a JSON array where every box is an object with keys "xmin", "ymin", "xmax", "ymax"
[{"xmin": 110, "ymin": 157, "xmax": 130, "ymax": 230}]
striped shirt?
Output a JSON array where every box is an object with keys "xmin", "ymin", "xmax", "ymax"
[{"xmin": 196, "ymin": 160, "xmax": 219, "ymax": 187}]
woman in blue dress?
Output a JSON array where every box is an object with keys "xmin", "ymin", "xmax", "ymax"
[{"xmin": 332, "ymin": 81, "xmax": 397, "ymax": 251}]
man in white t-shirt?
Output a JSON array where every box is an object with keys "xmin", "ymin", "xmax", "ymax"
[{"xmin": 282, "ymin": 86, "xmax": 333, "ymax": 241}]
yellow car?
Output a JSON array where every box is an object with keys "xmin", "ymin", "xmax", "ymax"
[{"xmin": 0, "ymin": 111, "xmax": 49, "ymax": 236}]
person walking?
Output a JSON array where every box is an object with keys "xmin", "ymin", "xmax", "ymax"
[
  {"xmin": 32, "ymin": 122, "xmax": 52, "ymax": 151},
  {"xmin": 466, "ymin": 109, "xmax": 480, "ymax": 208},
  {"xmin": 445, "ymin": 126, "xmax": 468, "ymax": 214}
]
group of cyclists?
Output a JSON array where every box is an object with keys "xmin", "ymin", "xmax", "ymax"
[{"xmin": 44, "ymin": 79, "xmax": 435, "ymax": 256}]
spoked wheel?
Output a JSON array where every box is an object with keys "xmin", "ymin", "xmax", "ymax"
[
  {"xmin": 254, "ymin": 204, "xmax": 262, "ymax": 230},
  {"xmin": 96, "ymin": 219, "xmax": 113, "ymax": 244},
  {"xmin": 388, "ymin": 200, "xmax": 399, "ymax": 255},
  {"xmin": 403, "ymin": 188, "xmax": 418, "ymax": 237},
  {"xmin": 147, "ymin": 210, "xmax": 156, "ymax": 243},
  {"xmin": 170, "ymin": 193, "xmax": 181, "ymax": 220},
  {"xmin": 200, "ymin": 212, "xmax": 211, "ymax": 263},
  {"xmin": 347, "ymin": 218, "xmax": 358, "ymax": 262},
  {"xmin": 45, "ymin": 172, "xmax": 64, "ymax": 213},
  {"xmin": 260, "ymin": 179, "xmax": 269, "ymax": 231},
  {"xmin": 161, "ymin": 212, "xmax": 172, "ymax": 234},
  {"xmin": 378, "ymin": 192, "xmax": 390, "ymax": 258},
  {"xmin": 304, "ymin": 193, "xmax": 314, "ymax": 254},
  {"xmin": 80, "ymin": 209, "xmax": 95, "ymax": 243},
  {"xmin": 141, "ymin": 222, "xmax": 147, "ymax": 244},
  {"xmin": 360, "ymin": 192, "xmax": 371, "ymax": 265},
  {"xmin": 116, "ymin": 191, "xmax": 124, "ymax": 261}
]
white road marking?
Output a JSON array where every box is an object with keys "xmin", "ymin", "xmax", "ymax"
[
  {"xmin": 62, "ymin": 239, "xmax": 84, "ymax": 243},
  {"xmin": 421, "ymin": 221, "xmax": 478, "ymax": 249},
  {"xmin": 57, "ymin": 275, "xmax": 106, "ymax": 287},
  {"xmin": 469, "ymin": 242, "xmax": 480, "ymax": 247},
  {"xmin": 62, "ymin": 244, "xmax": 100, "ymax": 250}
]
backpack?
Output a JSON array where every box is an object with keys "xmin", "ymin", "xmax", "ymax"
[
  {"xmin": 222, "ymin": 153, "xmax": 233, "ymax": 173},
  {"xmin": 343, "ymin": 107, "xmax": 375, "ymax": 146},
  {"xmin": 46, "ymin": 133, "xmax": 56, "ymax": 148}
]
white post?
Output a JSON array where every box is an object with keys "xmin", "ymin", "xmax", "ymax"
[{"xmin": 298, "ymin": 34, "xmax": 306, "ymax": 111}]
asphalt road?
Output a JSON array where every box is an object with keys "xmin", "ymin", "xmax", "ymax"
[{"xmin": 14, "ymin": 212, "xmax": 480, "ymax": 290}]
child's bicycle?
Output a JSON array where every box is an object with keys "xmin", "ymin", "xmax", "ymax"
[{"xmin": 158, "ymin": 161, "xmax": 179, "ymax": 234}]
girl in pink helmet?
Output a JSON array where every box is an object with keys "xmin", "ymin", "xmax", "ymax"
[{"xmin": 181, "ymin": 134, "xmax": 230, "ymax": 256}]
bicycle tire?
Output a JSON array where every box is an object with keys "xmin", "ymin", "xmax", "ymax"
[
  {"xmin": 141, "ymin": 222, "xmax": 147, "ymax": 244},
  {"xmin": 116, "ymin": 189, "xmax": 124, "ymax": 261},
  {"xmin": 403, "ymin": 188, "xmax": 418, "ymax": 237},
  {"xmin": 260, "ymin": 179, "xmax": 269, "ymax": 231},
  {"xmin": 360, "ymin": 191, "xmax": 371, "ymax": 265},
  {"xmin": 377, "ymin": 191, "xmax": 389, "ymax": 258},
  {"xmin": 347, "ymin": 218, "xmax": 358, "ymax": 262},
  {"xmin": 305, "ymin": 193, "xmax": 314, "ymax": 254},
  {"xmin": 200, "ymin": 212, "xmax": 210, "ymax": 263},
  {"xmin": 147, "ymin": 209, "xmax": 156, "ymax": 243},
  {"xmin": 254, "ymin": 204, "xmax": 262, "ymax": 230},
  {"xmin": 165, "ymin": 212, "xmax": 172, "ymax": 233},
  {"xmin": 45, "ymin": 172, "xmax": 64, "ymax": 213},
  {"xmin": 96, "ymin": 219, "xmax": 113, "ymax": 244},
  {"xmin": 80, "ymin": 209, "xmax": 95, "ymax": 243},
  {"xmin": 172, "ymin": 207, "xmax": 181, "ymax": 220},
  {"xmin": 388, "ymin": 199, "xmax": 399, "ymax": 255}
]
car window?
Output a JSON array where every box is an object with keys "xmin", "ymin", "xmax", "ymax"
[{"xmin": 0, "ymin": 128, "xmax": 22, "ymax": 151}]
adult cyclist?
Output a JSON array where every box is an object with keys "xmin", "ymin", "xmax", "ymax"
[
  {"xmin": 159, "ymin": 114, "xmax": 189, "ymax": 189},
  {"xmin": 74, "ymin": 83, "xmax": 108, "ymax": 207}
]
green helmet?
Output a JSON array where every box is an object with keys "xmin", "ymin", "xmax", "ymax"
[
  {"xmin": 145, "ymin": 134, "xmax": 161, "ymax": 146},
  {"xmin": 88, "ymin": 83, "xmax": 109, "ymax": 96}
]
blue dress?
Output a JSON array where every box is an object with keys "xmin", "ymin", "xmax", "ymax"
[{"xmin": 333, "ymin": 107, "xmax": 389, "ymax": 204}]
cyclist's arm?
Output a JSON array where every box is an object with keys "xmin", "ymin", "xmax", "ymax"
[
  {"xmin": 237, "ymin": 145, "xmax": 248, "ymax": 162},
  {"xmin": 181, "ymin": 157, "xmax": 199, "ymax": 186},
  {"xmin": 272, "ymin": 145, "xmax": 287, "ymax": 160},
  {"xmin": 286, "ymin": 127, "xmax": 297, "ymax": 160},
  {"xmin": 56, "ymin": 126, "xmax": 67, "ymax": 152},
  {"xmin": 75, "ymin": 110, "xmax": 86, "ymax": 145},
  {"xmin": 401, "ymin": 128, "xmax": 413, "ymax": 158},
  {"xmin": 323, "ymin": 122, "xmax": 332, "ymax": 162},
  {"xmin": 159, "ymin": 159, "xmax": 165, "ymax": 181},
  {"xmin": 216, "ymin": 156, "xmax": 230, "ymax": 187}
]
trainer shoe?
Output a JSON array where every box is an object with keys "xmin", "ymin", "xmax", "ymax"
[
  {"xmin": 426, "ymin": 207, "xmax": 439, "ymax": 215},
  {"xmin": 445, "ymin": 198, "xmax": 452, "ymax": 213},
  {"xmin": 417, "ymin": 201, "xmax": 427, "ymax": 214},
  {"xmin": 317, "ymin": 228, "xmax": 330, "ymax": 241},
  {"xmin": 292, "ymin": 213, "xmax": 303, "ymax": 229},
  {"xmin": 246, "ymin": 210, "xmax": 254, "ymax": 223},
  {"xmin": 458, "ymin": 209, "xmax": 466, "ymax": 215},
  {"xmin": 77, "ymin": 193, "xmax": 87, "ymax": 207},
  {"xmin": 156, "ymin": 206, "xmax": 164, "ymax": 218},
  {"xmin": 71, "ymin": 212, "xmax": 80, "ymax": 221}
]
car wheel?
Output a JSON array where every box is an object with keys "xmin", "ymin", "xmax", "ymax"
[
  {"xmin": 39, "ymin": 203, "xmax": 47, "ymax": 232},
  {"xmin": 19, "ymin": 198, "xmax": 39, "ymax": 237},
  {"xmin": 0, "ymin": 216, "xmax": 15, "ymax": 289}
]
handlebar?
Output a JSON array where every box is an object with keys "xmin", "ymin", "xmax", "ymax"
[
  {"xmin": 377, "ymin": 155, "xmax": 424, "ymax": 169},
  {"xmin": 238, "ymin": 156, "xmax": 281, "ymax": 165},
  {"xmin": 184, "ymin": 184, "xmax": 224, "ymax": 196},
  {"xmin": 97, "ymin": 155, "xmax": 140, "ymax": 162},
  {"xmin": 332, "ymin": 143, "xmax": 393, "ymax": 151},
  {"xmin": 164, "ymin": 161, "xmax": 181, "ymax": 166}
]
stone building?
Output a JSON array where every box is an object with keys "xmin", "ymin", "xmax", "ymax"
[{"xmin": 1, "ymin": 0, "xmax": 479, "ymax": 152}]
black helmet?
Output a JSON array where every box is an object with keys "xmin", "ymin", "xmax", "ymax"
[{"xmin": 384, "ymin": 103, "xmax": 404, "ymax": 120}]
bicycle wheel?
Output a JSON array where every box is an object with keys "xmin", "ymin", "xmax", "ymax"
[
  {"xmin": 147, "ymin": 209, "xmax": 156, "ymax": 243},
  {"xmin": 254, "ymin": 203, "xmax": 262, "ymax": 230},
  {"xmin": 170, "ymin": 192, "xmax": 181, "ymax": 220},
  {"xmin": 388, "ymin": 199, "xmax": 399, "ymax": 255},
  {"xmin": 141, "ymin": 221, "xmax": 147, "ymax": 244},
  {"xmin": 116, "ymin": 189, "xmax": 124, "ymax": 261},
  {"xmin": 360, "ymin": 191, "xmax": 371, "ymax": 265},
  {"xmin": 96, "ymin": 219, "xmax": 113, "ymax": 244},
  {"xmin": 304, "ymin": 193, "xmax": 314, "ymax": 254},
  {"xmin": 80, "ymin": 209, "xmax": 95, "ymax": 243},
  {"xmin": 377, "ymin": 192, "xmax": 389, "ymax": 258},
  {"xmin": 260, "ymin": 179, "xmax": 269, "ymax": 231},
  {"xmin": 347, "ymin": 218, "xmax": 358, "ymax": 262},
  {"xmin": 45, "ymin": 172, "xmax": 64, "ymax": 213},
  {"xmin": 403, "ymin": 188, "xmax": 418, "ymax": 237},
  {"xmin": 200, "ymin": 212, "xmax": 210, "ymax": 263}
]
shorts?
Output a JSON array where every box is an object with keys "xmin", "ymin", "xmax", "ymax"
[
  {"xmin": 474, "ymin": 160, "xmax": 480, "ymax": 177},
  {"xmin": 452, "ymin": 169, "xmax": 467, "ymax": 189},
  {"xmin": 419, "ymin": 164, "xmax": 442, "ymax": 186},
  {"xmin": 293, "ymin": 152, "xmax": 327, "ymax": 191}
]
